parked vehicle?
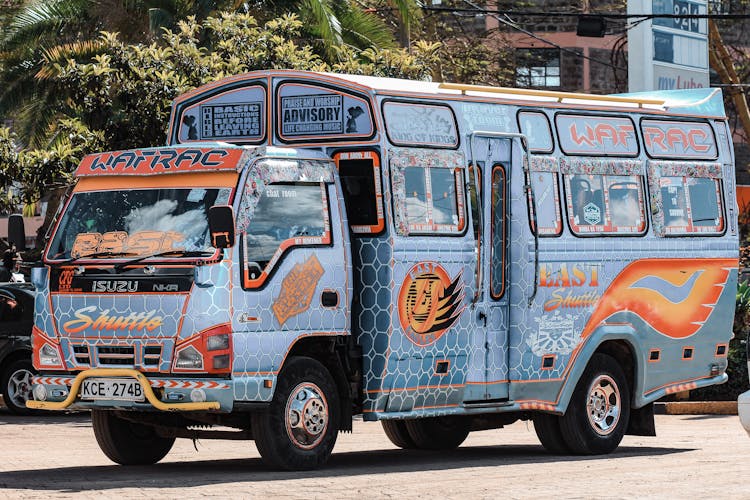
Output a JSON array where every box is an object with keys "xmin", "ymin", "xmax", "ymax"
[
  {"xmin": 28, "ymin": 70, "xmax": 739, "ymax": 469},
  {"xmin": 739, "ymin": 337, "xmax": 750, "ymax": 436},
  {"xmin": 0, "ymin": 282, "xmax": 35, "ymax": 414}
]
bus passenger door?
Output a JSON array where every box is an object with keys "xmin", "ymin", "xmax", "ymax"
[{"xmin": 465, "ymin": 135, "xmax": 514, "ymax": 403}]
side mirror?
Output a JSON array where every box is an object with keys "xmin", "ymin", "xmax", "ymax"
[
  {"xmin": 208, "ymin": 205, "xmax": 235, "ymax": 249},
  {"xmin": 8, "ymin": 214, "xmax": 26, "ymax": 251}
]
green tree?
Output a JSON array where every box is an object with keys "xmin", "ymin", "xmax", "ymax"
[{"xmin": 0, "ymin": 12, "xmax": 440, "ymax": 208}]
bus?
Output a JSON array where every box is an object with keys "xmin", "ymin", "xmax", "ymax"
[{"xmin": 27, "ymin": 70, "xmax": 739, "ymax": 470}]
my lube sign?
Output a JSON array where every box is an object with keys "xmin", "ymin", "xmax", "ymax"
[{"xmin": 627, "ymin": 0, "xmax": 709, "ymax": 92}]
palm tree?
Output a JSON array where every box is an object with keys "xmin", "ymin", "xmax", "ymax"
[{"xmin": 0, "ymin": 0, "xmax": 241, "ymax": 147}]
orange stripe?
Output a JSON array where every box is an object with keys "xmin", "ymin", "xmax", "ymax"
[{"xmin": 75, "ymin": 172, "xmax": 239, "ymax": 191}]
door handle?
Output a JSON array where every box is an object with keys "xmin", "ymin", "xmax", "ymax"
[{"xmin": 321, "ymin": 290, "xmax": 339, "ymax": 308}]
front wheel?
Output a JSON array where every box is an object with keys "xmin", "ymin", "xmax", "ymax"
[
  {"xmin": 560, "ymin": 353, "xmax": 630, "ymax": 455},
  {"xmin": 252, "ymin": 357, "xmax": 340, "ymax": 470},
  {"xmin": 2, "ymin": 358, "xmax": 36, "ymax": 415},
  {"xmin": 91, "ymin": 410, "xmax": 175, "ymax": 465}
]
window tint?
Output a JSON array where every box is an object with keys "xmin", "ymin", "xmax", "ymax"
[
  {"xmin": 565, "ymin": 174, "xmax": 646, "ymax": 235},
  {"xmin": 394, "ymin": 165, "xmax": 466, "ymax": 235},
  {"xmin": 518, "ymin": 111, "xmax": 553, "ymax": 153},
  {"xmin": 661, "ymin": 177, "xmax": 724, "ymax": 234},
  {"xmin": 243, "ymin": 182, "xmax": 329, "ymax": 284},
  {"xmin": 528, "ymin": 171, "xmax": 562, "ymax": 236},
  {"xmin": 491, "ymin": 167, "xmax": 506, "ymax": 299},
  {"xmin": 338, "ymin": 155, "xmax": 384, "ymax": 234}
]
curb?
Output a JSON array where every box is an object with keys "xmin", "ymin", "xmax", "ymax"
[{"xmin": 655, "ymin": 401, "xmax": 738, "ymax": 415}]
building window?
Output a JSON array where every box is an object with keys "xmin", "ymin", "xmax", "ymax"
[{"xmin": 515, "ymin": 49, "xmax": 561, "ymax": 88}]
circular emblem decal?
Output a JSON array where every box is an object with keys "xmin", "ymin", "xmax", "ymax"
[{"xmin": 398, "ymin": 262, "xmax": 465, "ymax": 346}]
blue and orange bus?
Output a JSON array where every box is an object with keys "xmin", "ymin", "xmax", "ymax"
[{"xmin": 27, "ymin": 71, "xmax": 738, "ymax": 470}]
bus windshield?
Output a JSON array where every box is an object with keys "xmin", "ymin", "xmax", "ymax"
[{"xmin": 47, "ymin": 187, "xmax": 232, "ymax": 260}]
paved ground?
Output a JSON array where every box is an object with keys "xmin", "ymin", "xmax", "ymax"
[{"xmin": 0, "ymin": 408, "xmax": 748, "ymax": 499}]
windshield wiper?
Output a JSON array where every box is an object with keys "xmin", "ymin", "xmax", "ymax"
[
  {"xmin": 115, "ymin": 249, "xmax": 216, "ymax": 271},
  {"xmin": 56, "ymin": 251, "xmax": 139, "ymax": 266}
]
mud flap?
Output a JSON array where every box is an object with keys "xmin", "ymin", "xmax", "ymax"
[{"xmin": 626, "ymin": 402, "xmax": 656, "ymax": 436}]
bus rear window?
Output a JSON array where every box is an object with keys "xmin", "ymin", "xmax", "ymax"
[
  {"xmin": 660, "ymin": 177, "xmax": 724, "ymax": 234},
  {"xmin": 564, "ymin": 174, "xmax": 646, "ymax": 235}
]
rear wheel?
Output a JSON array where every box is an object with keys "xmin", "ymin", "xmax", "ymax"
[
  {"xmin": 91, "ymin": 410, "xmax": 175, "ymax": 465},
  {"xmin": 2, "ymin": 358, "xmax": 36, "ymax": 415},
  {"xmin": 560, "ymin": 353, "xmax": 630, "ymax": 455},
  {"xmin": 405, "ymin": 416, "xmax": 470, "ymax": 450},
  {"xmin": 532, "ymin": 412, "xmax": 570, "ymax": 454},
  {"xmin": 252, "ymin": 357, "xmax": 340, "ymax": 470},
  {"xmin": 381, "ymin": 420, "xmax": 416, "ymax": 449}
]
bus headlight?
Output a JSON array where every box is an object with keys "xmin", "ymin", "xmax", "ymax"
[
  {"xmin": 40, "ymin": 344, "xmax": 62, "ymax": 366},
  {"xmin": 174, "ymin": 345, "xmax": 203, "ymax": 370}
]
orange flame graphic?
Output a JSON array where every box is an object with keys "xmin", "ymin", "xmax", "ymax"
[{"xmin": 581, "ymin": 258, "xmax": 737, "ymax": 339}]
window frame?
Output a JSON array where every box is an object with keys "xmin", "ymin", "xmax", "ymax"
[
  {"xmin": 515, "ymin": 48, "xmax": 561, "ymax": 88},
  {"xmin": 490, "ymin": 165, "xmax": 508, "ymax": 300},
  {"xmin": 560, "ymin": 158, "xmax": 648, "ymax": 237},
  {"xmin": 647, "ymin": 160, "xmax": 726, "ymax": 237},
  {"xmin": 334, "ymin": 150, "xmax": 385, "ymax": 236},
  {"xmin": 391, "ymin": 164, "xmax": 467, "ymax": 237},
  {"xmin": 517, "ymin": 110, "xmax": 555, "ymax": 154},
  {"xmin": 526, "ymin": 156, "xmax": 563, "ymax": 237},
  {"xmin": 240, "ymin": 182, "xmax": 333, "ymax": 290}
]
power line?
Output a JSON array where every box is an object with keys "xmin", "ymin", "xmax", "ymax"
[
  {"xmin": 454, "ymin": 0, "xmax": 626, "ymax": 70},
  {"xmin": 423, "ymin": 7, "xmax": 750, "ymax": 20}
]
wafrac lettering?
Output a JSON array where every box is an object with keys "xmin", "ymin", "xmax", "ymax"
[{"xmin": 77, "ymin": 148, "xmax": 240, "ymax": 176}]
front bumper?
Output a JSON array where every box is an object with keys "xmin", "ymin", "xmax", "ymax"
[
  {"xmin": 27, "ymin": 368, "xmax": 231, "ymax": 412},
  {"xmin": 740, "ymin": 390, "xmax": 750, "ymax": 437}
]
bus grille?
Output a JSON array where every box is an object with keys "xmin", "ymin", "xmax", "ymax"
[{"xmin": 96, "ymin": 346, "xmax": 135, "ymax": 365}]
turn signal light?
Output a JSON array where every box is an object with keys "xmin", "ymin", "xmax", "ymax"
[
  {"xmin": 172, "ymin": 323, "xmax": 232, "ymax": 375},
  {"xmin": 32, "ymin": 326, "xmax": 65, "ymax": 370}
]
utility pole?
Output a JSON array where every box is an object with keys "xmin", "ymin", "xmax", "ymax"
[{"xmin": 708, "ymin": 20, "xmax": 750, "ymax": 141}]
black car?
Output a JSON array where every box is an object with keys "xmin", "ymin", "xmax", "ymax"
[{"xmin": 0, "ymin": 282, "xmax": 35, "ymax": 414}]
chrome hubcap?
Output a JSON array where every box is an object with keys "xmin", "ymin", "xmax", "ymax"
[
  {"xmin": 8, "ymin": 368, "xmax": 33, "ymax": 408},
  {"xmin": 285, "ymin": 382, "xmax": 328, "ymax": 449},
  {"xmin": 586, "ymin": 374, "xmax": 620, "ymax": 436}
]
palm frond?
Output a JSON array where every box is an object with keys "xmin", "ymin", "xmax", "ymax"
[
  {"xmin": 3, "ymin": 0, "xmax": 94, "ymax": 50},
  {"xmin": 338, "ymin": 5, "xmax": 396, "ymax": 50},
  {"xmin": 298, "ymin": 0, "xmax": 344, "ymax": 53}
]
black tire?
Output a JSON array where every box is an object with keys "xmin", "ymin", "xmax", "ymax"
[
  {"xmin": 532, "ymin": 412, "xmax": 570, "ymax": 454},
  {"xmin": 560, "ymin": 353, "xmax": 630, "ymax": 455},
  {"xmin": 381, "ymin": 420, "xmax": 416, "ymax": 449},
  {"xmin": 91, "ymin": 410, "xmax": 175, "ymax": 465},
  {"xmin": 404, "ymin": 416, "xmax": 470, "ymax": 450},
  {"xmin": 251, "ymin": 356, "xmax": 340, "ymax": 470},
  {"xmin": 1, "ymin": 358, "xmax": 36, "ymax": 415}
]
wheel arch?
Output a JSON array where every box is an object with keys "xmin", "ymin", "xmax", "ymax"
[
  {"xmin": 284, "ymin": 334, "xmax": 355, "ymax": 431},
  {"xmin": 556, "ymin": 325, "xmax": 646, "ymax": 415}
]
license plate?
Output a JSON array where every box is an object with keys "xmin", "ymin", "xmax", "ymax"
[{"xmin": 80, "ymin": 378, "xmax": 145, "ymax": 402}]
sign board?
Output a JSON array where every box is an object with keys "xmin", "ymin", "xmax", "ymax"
[
  {"xmin": 627, "ymin": 0, "xmax": 709, "ymax": 92},
  {"xmin": 75, "ymin": 148, "xmax": 245, "ymax": 176},
  {"xmin": 276, "ymin": 83, "xmax": 374, "ymax": 141}
]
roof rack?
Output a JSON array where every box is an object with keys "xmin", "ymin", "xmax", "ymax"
[{"xmin": 438, "ymin": 82, "xmax": 666, "ymax": 108}]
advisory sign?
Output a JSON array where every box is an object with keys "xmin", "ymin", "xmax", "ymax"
[
  {"xmin": 276, "ymin": 83, "xmax": 374, "ymax": 141},
  {"xmin": 281, "ymin": 94, "xmax": 344, "ymax": 136}
]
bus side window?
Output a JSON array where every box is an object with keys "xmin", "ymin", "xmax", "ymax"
[
  {"xmin": 392, "ymin": 162, "xmax": 466, "ymax": 235},
  {"xmin": 564, "ymin": 173, "xmax": 646, "ymax": 235},
  {"xmin": 527, "ymin": 171, "xmax": 562, "ymax": 236},
  {"xmin": 661, "ymin": 176, "xmax": 724, "ymax": 234},
  {"xmin": 336, "ymin": 153, "xmax": 384, "ymax": 235}
]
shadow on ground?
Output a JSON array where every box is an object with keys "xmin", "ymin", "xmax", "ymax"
[{"xmin": 0, "ymin": 443, "xmax": 694, "ymax": 493}]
